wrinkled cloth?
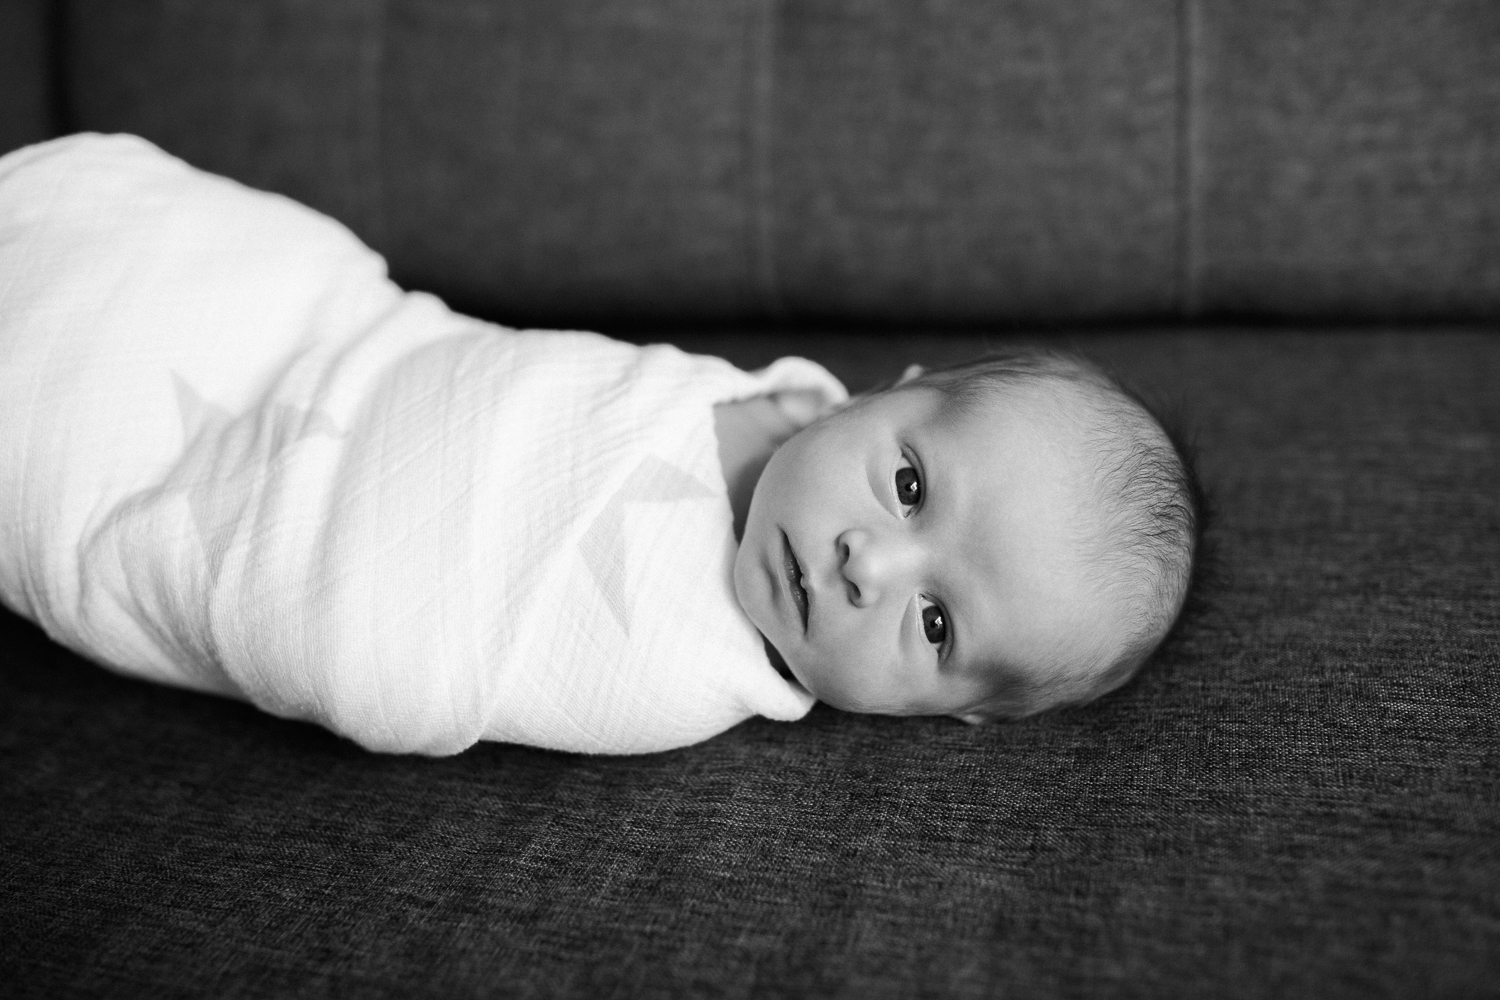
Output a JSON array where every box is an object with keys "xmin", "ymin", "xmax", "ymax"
[{"xmin": 0, "ymin": 134, "xmax": 844, "ymax": 754}]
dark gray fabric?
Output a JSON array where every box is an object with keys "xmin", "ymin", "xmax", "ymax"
[
  {"xmin": 4, "ymin": 328, "xmax": 1497, "ymax": 998},
  {"xmin": 1193, "ymin": 2, "xmax": 1500, "ymax": 318},
  {"xmin": 764, "ymin": 1, "xmax": 1177, "ymax": 322},
  {"xmin": 54, "ymin": 1, "xmax": 1500, "ymax": 325},
  {"xmin": 52, "ymin": 1, "xmax": 1500, "ymax": 325},
  {"xmin": 380, "ymin": 0, "xmax": 762, "ymax": 320},
  {"xmin": 0, "ymin": 0, "xmax": 55, "ymax": 156},
  {"xmin": 63, "ymin": 0, "xmax": 388, "ymax": 244},
  {"xmin": 379, "ymin": 0, "xmax": 1178, "ymax": 322}
]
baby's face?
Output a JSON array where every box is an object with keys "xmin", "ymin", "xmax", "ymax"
[{"xmin": 733, "ymin": 383, "xmax": 1121, "ymax": 719}]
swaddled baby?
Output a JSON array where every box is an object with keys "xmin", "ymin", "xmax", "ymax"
[{"xmin": 0, "ymin": 134, "xmax": 1202, "ymax": 755}]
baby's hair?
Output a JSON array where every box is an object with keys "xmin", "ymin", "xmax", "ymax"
[{"xmin": 901, "ymin": 346, "xmax": 1207, "ymax": 720}]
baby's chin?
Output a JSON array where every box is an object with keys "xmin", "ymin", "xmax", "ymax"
[{"xmin": 770, "ymin": 653, "xmax": 875, "ymax": 713}]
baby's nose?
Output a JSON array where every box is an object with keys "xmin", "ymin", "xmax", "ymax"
[{"xmin": 837, "ymin": 527, "xmax": 918, "ymax": 608}]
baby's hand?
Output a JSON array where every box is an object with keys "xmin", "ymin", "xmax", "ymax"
[
  {"xmin": 715, "ymin": 391, "xmax": 831, "ymax": 537},
  {"xmin": 768, "ymin": 388, "xmax": 839, "ymax": 432}
]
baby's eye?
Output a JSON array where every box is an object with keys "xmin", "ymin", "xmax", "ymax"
[
  {"xmin": 920, "ymin": 600, "xmax": 948, "ymax": 647},
  {"xmin": 895, "ymin": 464, "xmax": 921, "ymax": 511}
]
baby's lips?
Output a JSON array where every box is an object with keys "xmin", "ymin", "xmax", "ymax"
[
  {"xmin": 798, "ymin": 566, "xmax": 815, "ymax": 630},
  {"xmin": 782, "ymin": 531, "xmax": 812, "ymax": 633}
]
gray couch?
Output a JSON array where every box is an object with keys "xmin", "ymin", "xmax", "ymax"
[{"xmin": 2, "ymin": 2, "xmax": 1497, "ymax": 997}]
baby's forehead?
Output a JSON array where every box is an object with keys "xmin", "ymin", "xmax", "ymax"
[
  {"xmin": 934, "ymin": 380, "xmax": 1137, "ymax": 588},
  {"xmin": 924, "ymin": 378, "xmax": 1122, "ymax": 461},
  {"xmin": 951, "ymin": 372, "xmax": 1107, "ymax": 417}
]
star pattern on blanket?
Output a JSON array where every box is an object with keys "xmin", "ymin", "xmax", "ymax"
[
  {"xmin": 577, "ymin": 456, "xmax": 716, "ymax": 636},
  {"xmin": 172, "ymin": 373, "xmax": 342, "ymax": 576}
]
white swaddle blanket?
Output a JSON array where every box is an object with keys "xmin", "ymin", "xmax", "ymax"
[{"xmin": 0, "ymin": 134, "xmax": 845, "ymax": 755}]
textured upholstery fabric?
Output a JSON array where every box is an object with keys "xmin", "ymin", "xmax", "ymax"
[
  {"xmin": 1193, "ymin": 1, "xmax": 1500, "ymax": 318},
  {"xmin": 740, "ymin": 1, "xmax": 1178, "ymax": 322},
  {"xmin": 54, "ymin": 1, "xmax": 1500, "ymax": 325},
  {"xmin": 60, "ymin": 0, "xmax": 388, "ymax": 242},
  {"xmin": 60, "ymin": 0, "xmax": 1178, "ymax": 324},
  {"xmin": 4, "ymin": 328, "xmax": 1497, "ymax": 998},
  {"xmin": 0, "ymin": 0, "xmax": 55, "ymax": 155}
]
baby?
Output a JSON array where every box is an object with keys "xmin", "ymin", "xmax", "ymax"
[
  {"xmin": 719, "ymin": 349, "xmax": 1201, "ymax": 726},
  {"xmin": 0, "ymin": 133, "xmax": 1200, "ymax": 755}
]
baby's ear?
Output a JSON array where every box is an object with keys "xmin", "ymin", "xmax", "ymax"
[
  {"xmin": 897, "ymin": 363, "xmax": 925, "ymax": 385},
  {"xmin": 954, "ymin": 711, "xmax": 991, "ymax": 726}
]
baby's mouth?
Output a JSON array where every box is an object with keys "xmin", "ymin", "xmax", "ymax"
[{"xmin": 781, "ymin": 530, "xmax": 810, "ymax": 633}]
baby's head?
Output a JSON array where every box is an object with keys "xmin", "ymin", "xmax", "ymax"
[{"xmin": 732, "ymin": 348, "xmax": 1203, "ymax": 723}]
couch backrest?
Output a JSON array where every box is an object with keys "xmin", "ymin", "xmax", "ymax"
[
  {"xmin": 0, "ymin": 0, "xmax": 55, "ymax": 157},
  {"xmin": 17, "ymin": 0, "xmax": 1500, "ymax": 325}
]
